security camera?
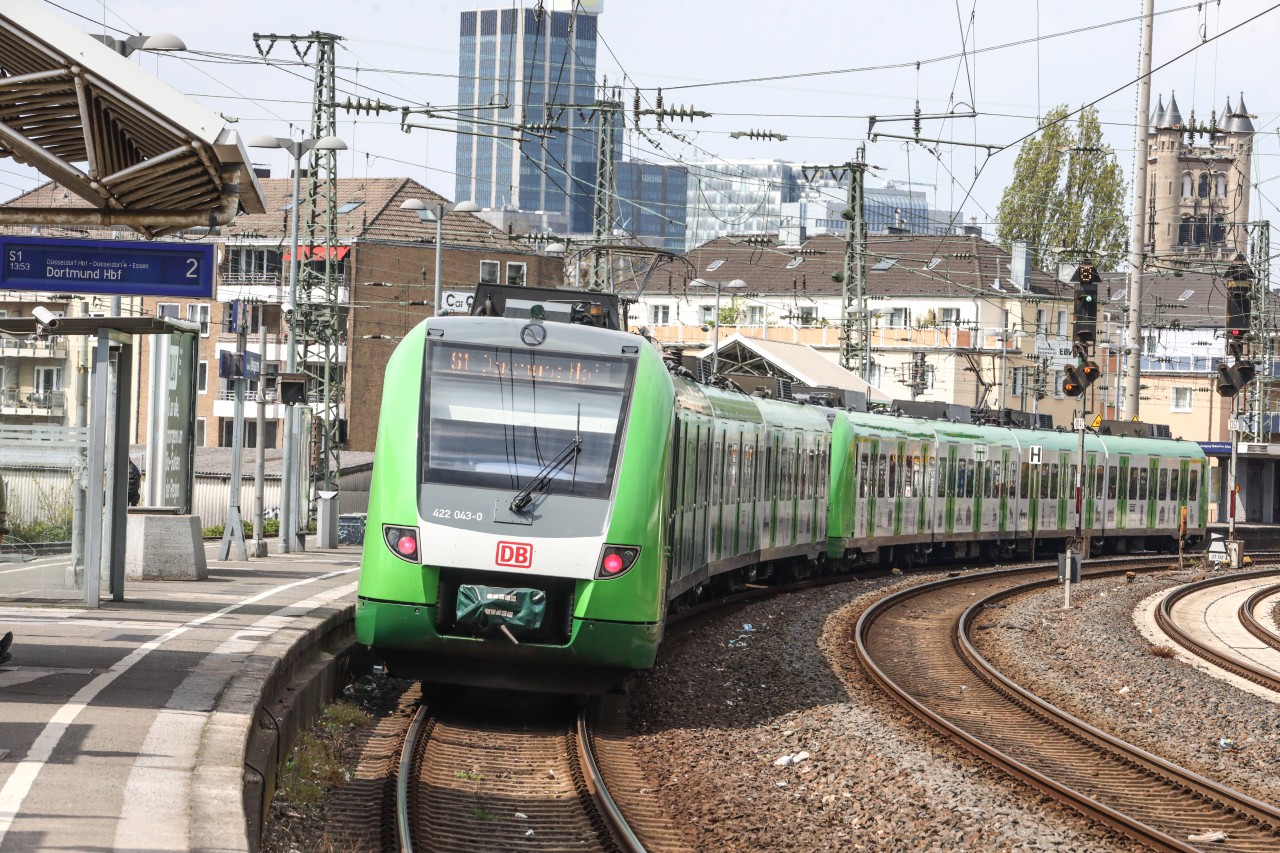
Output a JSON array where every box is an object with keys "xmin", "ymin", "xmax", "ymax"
[
  {"xmin": 281, "ymin": 302, "xmax": 295, "ymax": 322},
  {"xmin": 32, "ymin": 306, "xmax": 60, "ymax": 331}
]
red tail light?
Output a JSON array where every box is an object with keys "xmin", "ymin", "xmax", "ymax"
[
  {"xmin": 383, "ymin": 525, "xmax": 419, "ymax": 563},
  {"xmin": 595, "ymin": 545, "xmax": 639, "ymax": 579}
]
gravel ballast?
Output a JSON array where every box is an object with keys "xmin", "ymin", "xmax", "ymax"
[
  {"xmin": 626, "ymin": 575, "xmax": 1139, "ymax": 851},
  {"xmin": 971, "ymin": 568, "xmax": 1280, "ymax": 806}
]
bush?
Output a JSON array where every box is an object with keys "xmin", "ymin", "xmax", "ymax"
[{"xmin": 202, "ymin": 518, "xmax": 281, "ymax": 539}]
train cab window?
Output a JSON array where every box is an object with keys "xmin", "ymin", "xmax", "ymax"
[
  {"xmin": 421, "ymin": 342, "xmax": 633, "ymax": 497},
  {"xmin": 1189, "ymin": 469, "xmax": 1199, "ymax": 499},
  {"xmin": 1138, "ymin": 468, "xmax": 1148, "ymax": 501},
  {"xmin": 1158, "ymin": 469, "xmax": 1168, "ymax": 500},
  {"xmin": 1094, "ymin": 465, "xmax": 1104, "ymax": 499},
  {"xmin": 1108, "ymin": 466, "xmax": 1118, "ymax": 500}
]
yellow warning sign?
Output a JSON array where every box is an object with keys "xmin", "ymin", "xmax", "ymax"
[
  {"xmin": 1090, "ymin": 413, "xmax": 1102, "ymax": 429},
  {"xmin": 1131, "ymin": 414, "xmax": 1139, "ymax": 422}
]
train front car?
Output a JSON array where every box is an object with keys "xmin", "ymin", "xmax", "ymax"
[{"xmin": 355, "ymin": 296, "xmax": 674, "ymax": 693}]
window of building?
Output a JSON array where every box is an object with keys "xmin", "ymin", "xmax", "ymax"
[
  {"xmin": 479, "ymin": 260, "xmax": 500, "ymax": 284},
  {"xmin": 157, "ymin": 302, "xmax": 179, "ymax": 319},
  {"xmin": 505, "ymin": 262, "xmax": 526, "ymax": 286},
  {"xmin": 197, "ymin": 361, "xmax": 208, "ymax": 394},
  {"xmin": 195, "ymin": 418, "xmax": 206, "ymax": 448},
  {"xmin": 651, "ymin": 304, "xmax": 670, "ymax": 325},
  {"xmin": 1054, "ymin": 369, "xmax": 1065, "ymax": 398},
  {"xmin": 940, "ymin": 307, "xmax": 959, "ymax": 325},
  {"xmin": 1172, "ymin": 387, "xmax": 1193, "ymax": 412},
  {"xmin": 1035, "ymin": 309, "xmax": 1046, "ymax": 333},
  {"xmin": 186, "ymin": 303, "xmax": 210, "ymax": 336},
  {"xmin": 700, "ymin": 304, "xmax": 716, "ymax": 324},
  {"xmin": 1056, "ymin": 311, "xmax": 1068, "ymax": 337},
  {"xmin": 888, "ymin": 307, "xmax": 910, "ymax": 328},
  {"xmin": 336, "ymin": 200, "xmax": 364, "ymax": 214},
  {"xmin": 1011, "ymin": 366, "xmax": 1026, "ymax": 397},
  {"xmin": 798, "ymin": 306, "xmax": 817, "ymax": 326},
  {"xmin": 921, "ymin": 364, "xmax": 935, "ymax": 390},
  {"xmin": 1198, "ymin": 173, "xmax": 1210, "ymax": 198},
  {"xmin": 1180, "ymin": 172, "xmax": 1193, "ymax": 197},
  {"xmin": 1178, "ymin": 215, "xmax": 1193, "ymax": 245},
  {"xmin": 746, "ymin": 305, "xmax": 764, "ymax": 325},
  {"xmin": 871, "ymin": 256, "xmax": 899, "ymax": 271},
  {"xmin": 1215, "ymin": 174, "xmax": 1226, "ymax": 197}
]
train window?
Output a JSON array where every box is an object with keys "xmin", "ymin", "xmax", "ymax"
[
  {"xmin": 743, "ymin": 443, "xmax": 754, "ymax": 502},
  {"xmin": 1068, "ymin": 464, "xmax": 1077, "ymax": 498},
  {"xmin": 989, "ymin": 463, "xmax": 1001, "ymax": 499},
  {"xmin": 1020, "ymin": 462, "xmax": 1030, "ymax": 498},
  {"xmin": 1158, "ymin": 469, "xmax": 1168, "ymax": 500},
  {"xmin": 887, "ymin": 454, "xmax": 897, "ymax": 498},
  {"xmin": 1108, "ymin": 466, "xmax": 1117, "ymax": 500},
  {"xmin": 904, "ymin": 455, "xmax": 915, "ymax": 498},
  {"xmin": 1039, "ymin": 465, "xmax": 1050, "ymax": 499},
  {"xmin": 955, "ymin": 459, "xmax": 966, "ymax": 497},
  {"xmin": 1175, "ymin": 468, "xmax": 1186, "ymax": 501},
  {"xmin": 1048, "ymin": 463, "xmax": 1059, "ymax": 500},
  {"xmin": 876, "ymin": 454, "xmax": 887, "ymax": 498},
  {"xmin": 1189, "ymin": 469, "xmax": 1199, "ymax": 499},
  {"xmin": 936, "ymin": 457, "xmax": 947, "ymax": 496},
  {"xmin": 968, "ymin": 460, "xmax": 976, "ymax": 498},
  {"xmin": 1094, "ymin": 465, "xmax": 1104, "ymax": 499},
  {"xmin": 1128, "ymin": 467, "xmax": 1138, "ymax": 501},
  {"xmin": 859, "ymin": 452, "xmax": 870, "ymax": 498},
  {"xmin": 1136, "ymin": 468, "xmax": 1147, "ymax": 501}
]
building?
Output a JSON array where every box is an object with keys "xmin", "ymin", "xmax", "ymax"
[
  {"xmin": 1146, "ymin": 92, "xmax": 1254, "ymax": 265},
  {"xmin": 1, "ymin": 177, "xmax": 561, "ymax": 455},
  {"xmin": 455, "ymin": 2, "xmax": 602, "ymax": 232},
  {"xmin": 684, "ymin": 159, "xmax": 964, "ymax": 250},
  {"xmin": 624, "ymin": 232, "xmax": 1077, "ymax": 426}
]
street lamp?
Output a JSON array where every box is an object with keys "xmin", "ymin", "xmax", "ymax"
[
  {"xmin": 91, "ymin": 32, "xmax": 187, "ymax": 57},
  {"xmin": 400, "ymin": 198, "xmax": 481, "ymax": 316},
  {"xmin": 247, "ymin": 132, "xmax": 347, "ymax": 553},
  {"xmin": 689, "ymin": 278, "xmax": 747, "ymax": 374}
]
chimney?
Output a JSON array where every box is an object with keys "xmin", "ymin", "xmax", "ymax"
[{"xmin": 1010, "ymin": 241, "xmax": 1032, "ymax": 291}]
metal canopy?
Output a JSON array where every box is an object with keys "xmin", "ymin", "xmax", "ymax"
[
  {"xmin": 0, "ymin": 315, "xmax": 199, "ymax": 337},
  {"xmin": 0, "ymin": 0, "xmax": 265, "ymax": 237}
]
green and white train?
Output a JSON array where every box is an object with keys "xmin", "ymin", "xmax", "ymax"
[{"xmin": 355, "ymin": 287, "xmax": 1207, "ymax": 691}]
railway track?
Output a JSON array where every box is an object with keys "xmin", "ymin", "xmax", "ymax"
[
  {"xmin": 856, "ymin": 558, "xmax": 1280, "ymax": 852},
  {"xmin": 1154, "ymin": 569, "xmax": 1280, "ymax": 694},
  {"xmin": 395, "ymin": 693, "xmax": 650, "ymax": 853}
]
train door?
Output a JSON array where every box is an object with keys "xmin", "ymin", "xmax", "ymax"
[
  {"xmin": 764, "ymin": 431, "xmax": 776, "ymax": 551},
  {"xmin": 1194, "ymin": 459, "xmax": 1207, "ymax": 528},
  {"xmin": 1152, "ymin": 455, "xmax": 1162, "ymax": 527},
  {"xmin": 743, "ymin": 431, "xmax": 757, "ymax": 555},
  {"xmin": 1084, "ymin": 452, "xmax": 1098, "ymax": 533},
  {"xmin": 944, "ymin": 445, "xmax": 958, "ymax": 534},
  {"xmin": 1115, "ymin": 455, "xmax": 1130, "ymax": 530},
  {"xmin": 997, "ymin": 449, "xmax": 1010, "ymax": 535},
  {"xmin": 891, "ymin": 441, "xmax": 904, "ymax": 537}
]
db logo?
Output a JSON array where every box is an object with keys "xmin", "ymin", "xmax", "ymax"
[{"xmin": 495, "ymin": 541, "xmax": 533, "ymax": 568}]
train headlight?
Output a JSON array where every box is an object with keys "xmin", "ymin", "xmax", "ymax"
[
  {"xmin": 595, "ymin": 545, "xmax": 640, "ymax": 579},
  {"xmin": 383, "ymin": 524, "xmax": 419, "ymax": 563}
]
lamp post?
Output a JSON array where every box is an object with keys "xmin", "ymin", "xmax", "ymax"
[
  {"xmin": 690, "ymin": 278, "xmax": 747, "ymax": 374},
  {"xmin": 247, "ymin": 132, "xmax": 347, "ymax": 553},
  {"xmin": 400, "ymin": 199, "xmax": 481, "ymax": 316},
  {"xmin": 91, "ymin": 32, "xmax": 187, "ymax": 57}
]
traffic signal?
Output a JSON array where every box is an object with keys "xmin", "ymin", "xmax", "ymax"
[
  {"xmin": 1215, "ymin": 360, "xmax": 1257, "ymax": 397},
  {"xmin": 278, "ymin": 373, "xmax": 307, "ymax": 405},
  {"xmin": 1063, "ymin": 360, "xmax": 1101, "ymax": 398},
  {"xmin": 1225, "ymin": 287, "xmax": 1250, "ymax": 357},
  {"xmin": 1071, "ymin": 262, "xmax": 1100, "ymax": 352}
]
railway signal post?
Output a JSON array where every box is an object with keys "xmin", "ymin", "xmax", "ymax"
[
  {"xmin": 1066, "ymin": 261, "xmax": 1102, "ymax": 560},
  {"xmin": 1218, "ymin": 260, "xmax": 1257, "ymax": 561}
]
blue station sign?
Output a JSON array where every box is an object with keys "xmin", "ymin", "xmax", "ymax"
[
  {"xmin": 1197, "ymin": 441, "xmax": 1232, "ymax": 455},
  {"xmin": 0, "ymin": 235, "xmax": 214, "ymax": 298}
]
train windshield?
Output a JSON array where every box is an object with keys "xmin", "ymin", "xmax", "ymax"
[{"xmin": 421, "ymin": 342, "xmax": 634, "ymax": 497}]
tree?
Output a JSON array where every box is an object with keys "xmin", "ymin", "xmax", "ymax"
[{"xmin": 996, "ymin": 105, "xmax": 1128, "ymax": 272}]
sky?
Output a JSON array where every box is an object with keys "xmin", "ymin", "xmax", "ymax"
[{"xmin": 6, "ymin": 0, "xmax": 1280, "ymax": 237}]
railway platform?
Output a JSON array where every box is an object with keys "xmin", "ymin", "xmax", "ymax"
[{"xmin": 0, "ymin": 540, "xmax": 362, "ymax": 853}]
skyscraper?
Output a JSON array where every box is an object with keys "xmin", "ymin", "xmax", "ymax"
[{"xmin": 455, "ymin": 2, "xmax": 602, "ymax": 232}]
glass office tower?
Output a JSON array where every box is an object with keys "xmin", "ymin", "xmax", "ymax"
[{"xmin": 456, "ymin": 3, "xmax": 601, "ymax": 230}]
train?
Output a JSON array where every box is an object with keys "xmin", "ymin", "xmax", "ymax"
[{"xmin": 355, "ymin": 285, "xmax": 1208, "ymax": 692}]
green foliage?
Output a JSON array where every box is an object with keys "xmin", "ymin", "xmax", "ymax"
[
  {"xmin": 996, "ymin": 105, "xmax": 1128, "ymax": 272},
  {"xmin": 202, "ymin": 518, "xmax": 281, "ymax": 539},
  {"xmin": 274, "ymin": 700, "xmax": 371, "ymax": 807},
  {"xmin": 8, "ymin": 475, "xmax": 74, "ymax": 542}
]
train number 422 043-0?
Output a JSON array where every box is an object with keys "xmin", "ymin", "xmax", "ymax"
[{"xmin": 433, "ymin": 508, "xmax": 483, "ymax": 521}]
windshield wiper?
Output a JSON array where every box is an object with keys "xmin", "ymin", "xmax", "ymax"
[{"xmin": 509, "ymin": 435, "xmax": 582, "ymax": 513}]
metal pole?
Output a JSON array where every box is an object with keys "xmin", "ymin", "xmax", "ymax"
[
  {"xmin": 251, "ymin": 321, "xmax": 268, "ymax": 557},
  {"xmin": 1123, "ymin": 0, "xmax": 1154, "ymax": 419},
  {"xmin": 1228, "ymin": 394, "xmax": 1239, "ymax": 542},
  {"xmin": 279, "ymin": 147, "xmax": 303, "ymax": 553},
  {"xmin": 712, "ymin": 283, "xmax": 722, "ymax": 374},
  {"xmin": 434, "ymin": 203, "xmax": 445, "ymax": 316},
  {"xmin": 71, "ymin": 300, "xmax": 89, "ymax": 583},
  {"xmin": 218, "ymin": 313, "xmax": 248, "ymax": 561},
  {"xmin": 1076, "ymin": 393, "xmax": 1087, "ymax": 557}
]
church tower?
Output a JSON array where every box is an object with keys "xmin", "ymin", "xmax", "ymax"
[{"xmin": 1146, "ymin": 91, "xmax": 1254, "ymax": 266}]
